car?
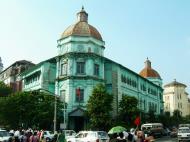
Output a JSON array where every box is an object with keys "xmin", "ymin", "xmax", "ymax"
[
  {"xmin": 67, "ymin": 131, "xmax": 109, "ymax": 142},
  {"xmin": 43, "ymin": 131, "xmax": 54, "ymax": 142},
  {"xmin": 61, "ymin": 130, "xmax": 76, "ymax": 140},
  {"xmin": 0, "ymin": 129, "xmax": 11, "ymax": 142},
  {"xmin": 177, "ymin": 127, "xmax": 190, "ymax": 142}
]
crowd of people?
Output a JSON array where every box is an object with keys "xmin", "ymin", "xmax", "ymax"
[
  {"xmin": 8, "ymin": 129, "xmax": 65, "ymax": 142},
  {"xmin": 109, "ymin": 128, "xmax": 155, "ymax": 142}
]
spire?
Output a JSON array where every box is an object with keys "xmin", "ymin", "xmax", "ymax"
[
  {"xmin": 0, "ymin": 57, "xmax": 3, "ymax": 72},
  {"xmin": 145, "ymin": 57, "xmax": 151, "ymax": 68},
  {"xmin": 77, "ymin": 6, "xmax": 88, "ymax": 22}
]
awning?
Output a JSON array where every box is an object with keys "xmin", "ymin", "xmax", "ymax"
[{"xmin": 69, "ymin": 107, "xmax": 85, "ymax": 117}]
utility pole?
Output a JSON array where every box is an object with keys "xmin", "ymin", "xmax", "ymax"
[
  {"xmin": 38, "ymin": 88, "xmax": 57, "ymax": 133},
  {"xmin": 53, "ymin": 94, "xmax": 57, "ymax": 133}
]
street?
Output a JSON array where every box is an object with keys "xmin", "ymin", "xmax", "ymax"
[{"xmin": 155, "ymin": 136, "xmax": 177, "ymax": 142}]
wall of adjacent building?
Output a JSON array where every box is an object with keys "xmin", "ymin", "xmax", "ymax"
[
  {"xmin": 104, "ymin": 58, "xmax": 164, "ymax": 116},
  {"xmin": 164, "ymin": 85, "xmax": 190, "ymax": 117}
]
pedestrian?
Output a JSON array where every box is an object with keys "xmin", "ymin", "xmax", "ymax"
[
  {"xmin": 136, "ymin": 131, "xmax": 145, "ymax": 142},
  {"xmin": 29, "ymin": 131, "xmax": 39, "ymax": 142},
  {"xmin": 57, "ymin": 130, "xmax": 66, "ymax": 142},
  {"xmin": 117, "ymin": 132, "xmax": 126, "ymax": 142},
  {"xmin": 109, "ymin": 133, "xmax": 118, "ymax": 142}
]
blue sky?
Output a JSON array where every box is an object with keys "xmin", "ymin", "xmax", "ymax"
[{"xmin": 0, "ymin": 0, "xmax": 190, "ymax": 92}]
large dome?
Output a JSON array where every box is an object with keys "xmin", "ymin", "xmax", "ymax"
[
  {"xmin": 139, "ymin": 58, "xmax": 161, "ymax": 79},
  {"xmin": 139, "ymin": 68, "xmax": 161, "ymax": 78},
  {"xmin": 60, "ymin": 7, "xmax": 103, "ymax": 41}
]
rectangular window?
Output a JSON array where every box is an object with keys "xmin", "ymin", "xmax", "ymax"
[
  {"xmin": 94, "ymin": 64, "xmax": 99, "ymax": 76},
  {"xmin": 75, "ymin": 88, "xmax": 84, "ymax": 102},
  {"xmin": 76, "ymin": 62, "xmax": 85, "ymax": 74},
  {"xmin": 61, "ymin": 63, "xmax": 67, "ymax": 75}
]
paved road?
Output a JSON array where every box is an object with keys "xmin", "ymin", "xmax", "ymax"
[{"xmin": 155, "ymin": 136, "xmax": 177, "ymax": 142}]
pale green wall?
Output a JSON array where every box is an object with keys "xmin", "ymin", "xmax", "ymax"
[
  {"xmin": 21, "ymin": 59, "xmax": 56, "ymax": 94},
  {"xmin": 104, "ymin": 58, "xmax": 163, "ymax": 115}
]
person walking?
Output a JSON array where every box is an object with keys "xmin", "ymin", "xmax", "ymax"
[
  {"xmin": 29, "ymin": 131, "xmax": 39, "ymax": 142},
  {"xmin": 117, "ymin": 132, "xmax": 126, "ymax": 142},
  {"xmin": 56, "ymin": 131, "xmax": 66, "ymax": 142}
]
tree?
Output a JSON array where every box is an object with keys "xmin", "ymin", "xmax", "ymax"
[
  {"xmin": 171, "ymin": 109, "xmax": 182, "ymax": 126},
  {"xmin": 86, "ymin": 83, "xmax": 113, "ymax": 131},
  {"xmin": 0, "ymin": 91, "xmax": 64, "ymax": 130},
  {"xmin": 157, "ymin": 111, "xmax": 171, "ymax": 128},
  {"xmin": 0, "ymin": 81, "xmax": 12, "ymax": 97},
  {"xmin": 118, "ymin": 95, "xmax": 139, "ymax": 128}
]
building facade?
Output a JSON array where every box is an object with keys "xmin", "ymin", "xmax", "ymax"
[
  {"xmin": 163, "ymin": 79, "xmax": 190, "ymax": 117},
  {"xmin": 0, "ymin": 60, "xmax": 35, "ymax": 92},
  {"xmin": 21, "ymin": 58, "xmax": 56, "ymax": 93},
  {"xmin": 4, "ymin": 8, "xmax": 164, "ymax": 131},
  {"xmin": 55, "ymin": 8, "xmax": 163, "ymax": 131}
]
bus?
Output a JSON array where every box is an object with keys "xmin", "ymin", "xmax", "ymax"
[{"xmin": 141, "ymin": 123, "xmax": 164, "ymax": 137}]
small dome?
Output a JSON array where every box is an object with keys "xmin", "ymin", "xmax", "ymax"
[
  {"xmin": 139, "ymin": 58, "xmax": 161, "ymax": 79},
  {"xmin": 60, "ymin": 7, "xmax": 103, "ymax": 41},
  {"xmin": 164, "ymin": 79, "xmax": 186, "ymax": 88}
]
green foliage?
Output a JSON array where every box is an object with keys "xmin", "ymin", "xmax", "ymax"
[
  {"xmin": 0, "ymin": 81, "xmax": 12, "ymax": 97},
  {"xmin": 0, "ymin": 91, "xmax": 64, "ymax": 130},
  {"xmin": 86, "ymin": 83, "xmax": 113, "ymax": 131},
  {"xmin": 117, "ymin": 95, "xmax": 139, "ymax": 128}
]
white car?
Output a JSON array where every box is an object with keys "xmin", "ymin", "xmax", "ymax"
[
  {"xmin": 62, "ymin": 130, "xmax": 76, "ymax": 140},
  {"xmin": 0, "ymin": 129, "xmax": 11, "ymax": 142},
  {"xmin": 178, "ymin": 127, "xmax": 190, "ymax": 142},
  {"xmin": 67, "ymin": 131, "xmax": 109, "ymax": 142},
  {"xmin": 43, "ymin": 131, "xmax": 54, "ymax": 142}
]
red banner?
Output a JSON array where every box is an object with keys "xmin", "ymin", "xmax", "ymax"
[
  {"xmin": 134, "ymin": 116, "xmax": 141, "ymax": 126},
  {"xmin": 76, "ymin": 88, "xmax": 80, "ymax": 96}
]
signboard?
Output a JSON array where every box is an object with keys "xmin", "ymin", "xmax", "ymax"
[{"xmin": 60, "ymin": 123, "xmax": 66, "ymax": 129}]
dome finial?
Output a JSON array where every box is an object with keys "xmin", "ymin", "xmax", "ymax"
[
  {"xmin": 77, "ymin": 6, "xmax": 88, "ymax": 22},
  {"xmin": 145, "ymin": 57, "xmax": 151, "ymax": 68}
]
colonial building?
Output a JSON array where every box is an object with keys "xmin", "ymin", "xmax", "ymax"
[
  {"xmin": 19, "ymin": 8, "xmax": 163, "ymax": 131},
  {"xmin": 55, "ymin": 8, "xmax": 163, "ymax": 131},
  {"xmin": 0, "ymin": 60, "xmax": 35, "ymax": 92},
  {"xmin": 21, "ymin": 57, "xmax": 56, "ymax": 93},
  {"xmin": 163, "ymin": 79, "xmax": 190, "ymax": 117}
]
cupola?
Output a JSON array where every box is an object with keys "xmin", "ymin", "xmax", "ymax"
[
  {"xmin": 139, "ymin": 58, "xmax": 161, "ymax": 79},
  {"xmin": 60, "ymin": 7, "xmax": 103, "ymax": 41}
]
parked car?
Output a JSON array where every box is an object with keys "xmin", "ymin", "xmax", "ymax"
[
  {"xmin": 0, "ymin": 129, "xmax": 11, "ymax": 142},
  {"xmin": 67, "ymin": 131, "xmax": 109, "ymax": 142},
  {"xmin": 178, "ymin": 127, "xmax": 190, "ymax": 142},
  {"xmin": 61, "ymin": 130, "xmax": 76, "ymax": 140},
  {"xmin": 43, "ymin": 131, "xmax": 54, "ymax": 142}
]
